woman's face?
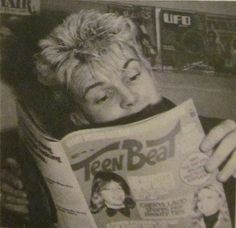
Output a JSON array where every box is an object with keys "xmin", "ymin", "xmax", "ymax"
[
  {"xmin": 100, "ymin": 181, "xmax": 125, "ymax": 207},
  {"xmin": 69, "ymin": 44, "xmax": 162, "ymax": 124},
  {"xmin": 197, "ymin": 188, "xmax": 222, "ymax": 216}
]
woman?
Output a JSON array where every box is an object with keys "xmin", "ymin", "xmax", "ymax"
[
  {"xmin": 192, "ymin": 184, "xmax": 231, "ymax": 228},
  {"xmin": 90, "ymin": 171, "xmax": 135, "ymax": 217}
]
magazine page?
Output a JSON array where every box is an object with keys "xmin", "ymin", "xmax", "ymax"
[
  {"xmin": 61, "ymin": 99, "xmax": 232, "ymax": 228},
  {"xmin": 17, "ymin": 102, "xmax": 96, "ymax": 228}
]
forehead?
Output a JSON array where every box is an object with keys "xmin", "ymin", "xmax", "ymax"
[
  {"xmin": 70, "ymin": 43, "xmax": 139, "ymax": 90},
  {"xmin": 104, "ymin": 181, "xmax": 120, "ymax": 188},
  {"xmin": 198, "ymin": 188, "xmax": 217, "ymax": 197}
]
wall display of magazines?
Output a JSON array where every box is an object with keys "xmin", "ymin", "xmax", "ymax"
[{"xmin": 107, "ymin": 4, "xmax": 236, "ymax": 75}]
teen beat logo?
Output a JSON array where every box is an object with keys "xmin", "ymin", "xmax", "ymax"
[{"xmin": 72, "ymin": 122, "xmax": 181, "ymax": 181}]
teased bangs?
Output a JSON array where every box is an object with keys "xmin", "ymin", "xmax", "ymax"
[{"xmin": 35, "ymin": 10, "xmax": 143, "ymax": 87}]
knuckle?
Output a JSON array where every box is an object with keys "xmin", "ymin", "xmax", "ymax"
[
  {"xmin": 5, "ymin": 203, "xmax": 18, "ymax": 212},
  {"xmin": 5, "ymin": 195, "xmax": 13, "ymax": 203},
  {"xmin": 2, "ymin": 183, "xmax": 18, "ymax": 196},
  {"xmin": 224, "ymin": 119, "xmax": 236, "ymax": 126},
  {"xmin": 208, "ymin": 127, "xmax": 222, "ymax": 140},
  {"xmin": 223, "ymin": 119, "xmax": 236, "ymax": 131}
]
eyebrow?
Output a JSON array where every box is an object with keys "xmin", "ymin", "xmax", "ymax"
[
  {"xmin": 122, "ymin": 58, "xmax": 138, "ymax": 69},
  {"xmin": 83, "ymin": 82, "xmax": 104, "ymax": 98}
]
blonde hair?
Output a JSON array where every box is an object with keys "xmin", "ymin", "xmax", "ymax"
[
  {"xmin": 35, "ymin": 10, "xmax": 148, "ymax": 87},
  {"xmin": 192, "ymin": 184, "xmax": 229, "ymax": 222}
]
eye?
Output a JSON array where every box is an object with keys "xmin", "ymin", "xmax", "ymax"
[
  {"xmin": 124, "ymin": 72, "xmax": 141, "ymax": 85},
  {"xmin": 94, "ymin": 88, "xmax": 114, "ymax": 104},
  {"xmin": 129, "ymin": 73, "xmax": 140, "ymax": 81},
  {"xmin": 95, "ymin": 95, "xmax": 109, "ymax": 104}
]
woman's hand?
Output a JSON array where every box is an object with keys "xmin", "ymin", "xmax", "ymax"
[
  {"xmin": 200, "ymin": 120, "xmax": 236, "ymax": 182},
  {"xmin": 0, "ymin": 158, "xmax": 29, "ymax": 215}
]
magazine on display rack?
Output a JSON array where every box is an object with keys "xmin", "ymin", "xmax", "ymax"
[{"xmin": 107, "ymin": 4, "xmax": 161, "ymax": 69}]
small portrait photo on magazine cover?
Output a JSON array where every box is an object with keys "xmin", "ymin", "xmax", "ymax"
[
  {"xmin": 191, "ymin": 184, "xmax": 231, "ymax": 228},
  {"xmin": 89, "ymin": 171, "xmax": 136, "ymax": 217}
]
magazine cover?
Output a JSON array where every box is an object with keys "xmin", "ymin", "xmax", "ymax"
[
  {"xmin": 159, "ymin": 9, "xmax": 207, "ymax": 72},
  {"xmin": 1, "ymin": 1, "xmax": 236, "ymax": 228},
  {"xmin": 17, "ymin": 99, "xmax": 232, "ymax": 228},
  {"xmin": 107, "ymin": 3, "xmax": 161, "ymax": 68},
  {"xmin": 205, "ymin": 14, "xmax": 236, "ymax": 74}
]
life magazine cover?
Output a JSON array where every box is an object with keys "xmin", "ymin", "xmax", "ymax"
[
  {"xmin": 1, "ymin": 1, "xmax": 236, "ymax": 228},
  {"xmin": 17, "ymin": 100, "xmax": 232, "ymax": 228}
]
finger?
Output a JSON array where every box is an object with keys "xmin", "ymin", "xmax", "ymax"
[
  {"xmin": 200, "ymin": 120, "xmax": 236, "ymax": 152},
  {"xmin": 4, "ymin": 203, "xmax": 29, "ymax": 215},
  {"xmin": 4, "ymin": 194, "xmax": 29, "ymax": 205},
  {"xmin": 205, "ymin": 131, "xmax": 236, "ymax": 172},
  {"xmin": 0, "ymin": 169, "xmax": 23, "ymax": 189},
  {"xmin": 5, "ymin": 158, "xmax": 22, "ymax": 176},
  {"xmin": 1, "ymin": 183, "xmax": 27, "ymax": 199},
  {"xmin": 217, "ymin": 149, "xmax": 236, "ymax": 182}
]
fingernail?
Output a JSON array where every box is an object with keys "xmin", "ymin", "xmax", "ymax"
[{"xmin": 217, "ymin": 173, "xmax": 226, "ymax": 182}]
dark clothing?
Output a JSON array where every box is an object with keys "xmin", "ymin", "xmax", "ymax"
[{"xmin": 203, "ymin": 211, "xmax": 220, "ymax": 228}]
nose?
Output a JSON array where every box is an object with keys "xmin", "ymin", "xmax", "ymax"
[{"xmin": 119, "ymin": 86, "xmax": 138, "ymax": 109}]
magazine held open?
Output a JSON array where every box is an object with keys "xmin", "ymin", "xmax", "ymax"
[{"xmin": 17, "ymin": 99, "xmax": 232, "ymax": 228}]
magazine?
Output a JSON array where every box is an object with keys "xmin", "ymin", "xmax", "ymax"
[
  {"xmin": 17, "ymin": 99, "xmax": 232, "ymax": 228},
  {"xmin": 107, "ymin": 3, "xmax": 161, "ymax": 68},
  {"xmin": 158, "ymin": 9, "xmax": 207, "ymax": 72},
  {"xmin": 205, "ymin": 14, "xmax": 236, "ymax": 74}
]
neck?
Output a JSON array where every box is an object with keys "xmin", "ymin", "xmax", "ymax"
[{"xmin": 203, "ymin": 211, "xmax": 220, "ymax": 228}]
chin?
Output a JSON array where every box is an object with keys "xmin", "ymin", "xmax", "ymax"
[{"xmin": 203, "ymin": 209, "xmax": 218, "ymax": 216}]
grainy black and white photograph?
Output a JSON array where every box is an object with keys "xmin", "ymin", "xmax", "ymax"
[{"xmin": 0, "ymin": 1, "xmax": 236, "ymax": 228}]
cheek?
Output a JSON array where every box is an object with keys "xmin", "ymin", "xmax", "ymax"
[
  {"xmin": 117, "ymin": 191, "xmax": 125, "ymax": 200},
  {"xmin": 85, "ymin": 105, "xmax": 123, "ymax": 123},
  {"xmin": 134, "ymin": 78, "xmax": 159, "ymax": 102},
  {"xmin": 101, "ymin": 192, "xmax": 113, "ymax": 202},
  {"xmin": 83, "ymin": 98, "xmax": 129, "ymax": 123}
]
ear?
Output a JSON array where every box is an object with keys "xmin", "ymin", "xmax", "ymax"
[{"xmin": 70, "ymin": 111, "xmax": 90, "ymax": 126}]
